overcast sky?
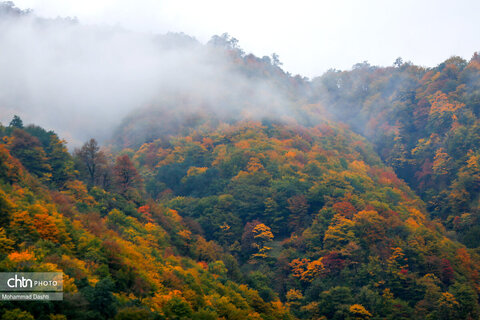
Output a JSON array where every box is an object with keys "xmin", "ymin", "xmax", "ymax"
[{"xmin": 11, "ymin": 0, "xmax": 480, "ymax": 78}]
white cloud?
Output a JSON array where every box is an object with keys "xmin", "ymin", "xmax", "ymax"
[{"xmin": 12, "ymin": 0, "xmax": 480, "ymax": 78}]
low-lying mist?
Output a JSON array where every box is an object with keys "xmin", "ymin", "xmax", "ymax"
[{"xmin": 0, "ymin": 2, "xmax": 299, "ymax": 147}]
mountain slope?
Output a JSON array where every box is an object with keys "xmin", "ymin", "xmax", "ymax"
[
  {"xmin": 0, "ymin": 124, "xmax": 293, "ymax": 320},
  {"xmin": 312, "ymin": 54, "xmax": 480, "ymax": 249},
  {"xmin": 1, "ymin": 3, "xmax": 480, "ymax": 319},
  {"xmin": 130, "ymin": 121, "xmax": 480, "ymax": 319}
]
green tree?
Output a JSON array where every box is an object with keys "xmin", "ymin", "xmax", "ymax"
[
  {"xmin": 7, "ymin": 129, "xmax": 51, "ymax": 178},
  {"xmin": 163, "ymin": 297, "xmax": 193, "ymax": 320},
  {"xmin": 8, "ymin": 115, "xmax": 23, "ymax": 129},
  {"xmin": 46, "ymin": 134, "xmax": 75, "ymax": 187},
  {"xmin": 88, "ymin": 277, "xmax": 117, "ymax": 319},
  {"xmin": 1, "ymin": 309, "xmax": 34, "ymax": 320}
]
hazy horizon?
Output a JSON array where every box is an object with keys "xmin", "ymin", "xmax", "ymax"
[
  {"xmin": 12, "ymin": 0, "xmax": 480, "ymax": 78},
  {"xmin": 1, "ymin": 0, "xmax": 479, "ymax": 147}
]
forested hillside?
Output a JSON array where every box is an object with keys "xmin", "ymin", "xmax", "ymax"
[
  {"xmin": 0, "ymin": 120, "xmax": 293, "ymax": 319},
  {"xmin": 1, "ymin": 2, "xmax": 480, "ymax": 319},
  {"xmin": 312, "ymin": 54, "xmax": 480, "ymax": 248},
  {"xmin": 127, "ymin": 120, "xmax": 480, "ymax": 319},
  {"xmin": 3, "ymin": 115, "xmax": 480, "ymax": 319}
]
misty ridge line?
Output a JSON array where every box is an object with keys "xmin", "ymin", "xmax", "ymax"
[
  {"xmin": 0, "ymin": 1, "xmax": 304, "ymax": 148},
  {"xmin": 0, "ymin": 1, "xmax": 475, "ymax": 149}
]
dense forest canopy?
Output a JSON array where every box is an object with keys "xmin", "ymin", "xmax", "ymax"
[
  {"xmin": 312, "ymin": 53, "xmax": 480, "ymax": 249},
  {"xmin": 1, "ymin": 1, "xmax": 480, "ymax": 319}
]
